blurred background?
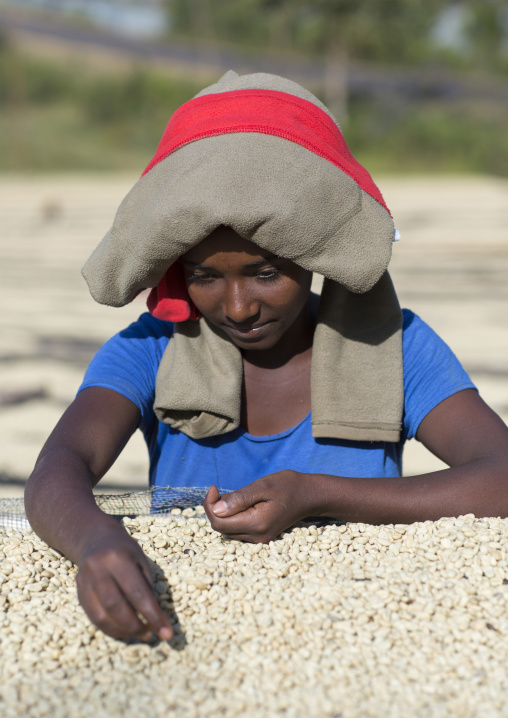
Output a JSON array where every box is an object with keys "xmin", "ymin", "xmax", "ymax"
[
  {"xmin": 1, "ymin": 0, "xmax": 508, "ymax": 173},
  {"xmin": 1, "ymin": 0, "xmax": 508, "ymax": 498}
]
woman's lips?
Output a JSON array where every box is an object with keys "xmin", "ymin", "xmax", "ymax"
[{"xmin": 224, "ymin": 322, "xmax": 272, "ymax": 340}]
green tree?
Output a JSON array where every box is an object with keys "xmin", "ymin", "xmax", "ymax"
[
  {"xmin": 167, "ymin": 0, "xmax": 448, "ymax": 119},
  {"xmin": 462, "ymin": 0, "xmax": 508, "ymax": 70}
]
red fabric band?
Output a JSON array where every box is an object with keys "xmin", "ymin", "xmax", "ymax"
[
  {"xmin": 142, "ymin": 89, "xmax": 389, "ymax": 213},
  {"xmin": 145, "ymin": 89, "xmax": 390, "ymax": 322}
]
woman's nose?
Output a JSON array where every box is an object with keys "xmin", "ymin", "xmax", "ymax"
[{"xmin": 223, "ymin": 281, "xmax": 260, "ymax": 324}]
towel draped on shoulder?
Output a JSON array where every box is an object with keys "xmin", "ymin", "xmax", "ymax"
[{"xmin": 82, "ymin": 71, "xmax": 403, "ymax": 443}]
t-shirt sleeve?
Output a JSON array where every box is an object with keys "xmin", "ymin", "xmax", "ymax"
[
  {"xmin": 402, "ymin": 310, "xmax": 476, "ymax": 440},
  {"xmin": 78, "ymin": 312, "xmax": 172, "ymax": 431}
]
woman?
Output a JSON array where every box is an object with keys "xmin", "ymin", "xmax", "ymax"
[{"xmin": 25, "ymin": 71, "xmax": 508, "ymax": 643}]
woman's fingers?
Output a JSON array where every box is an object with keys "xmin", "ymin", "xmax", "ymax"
[
  {"xmin": 206, "ymin": 484, "xmax": 264, "ymax": 518},
  {"xmin": 204, "ymin": 485, "xmax": 221, "ymax": 511},
  {"xmin": 77, "ymin": 553, "xmax": 173, "ymax": 641},
  {"xmin": 114, "ymin": 562, "xmax": 173, "ymax": 641},
  {"xmin": 204, "ymin": 472, "xmax": 310, "ymax": 543},
  {"xmin": 206, "ymin": 498, "xmax": 279, "ymax": 543},
  {"xmin": 77, "ymin": 572, "xmax": 150, "ymax": 640}
]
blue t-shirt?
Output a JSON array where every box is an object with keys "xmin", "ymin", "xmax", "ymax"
[{"xmin": 79, "ymin": 311, "xmax": 475, "ymax": 491}]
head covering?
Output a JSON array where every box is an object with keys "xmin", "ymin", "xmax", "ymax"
[{"xmin": 82, "ymin": 71, "xmax": 403, "ymax": 443}]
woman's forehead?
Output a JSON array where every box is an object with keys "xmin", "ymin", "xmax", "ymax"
[{"xmin": 181, "ymin": 227, "xmax": 276, "ymax": 265}]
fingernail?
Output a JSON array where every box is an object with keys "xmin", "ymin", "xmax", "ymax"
[
  {"xmin": 213, "ymin": 500, "xmax": 228, "ymax": 516},
  {"xmin": 159, "ymin": 627, "xmax": 173, "ymax": 641}
]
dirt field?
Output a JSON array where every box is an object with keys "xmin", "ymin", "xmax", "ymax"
[{"xmin": 1, "ymin": 174, "xmax": 507, "ymax": 498}]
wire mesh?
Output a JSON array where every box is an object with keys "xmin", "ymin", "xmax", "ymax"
[{"xmin": 0, "ymin": 486, "xmax": 212, "ymax": 532}]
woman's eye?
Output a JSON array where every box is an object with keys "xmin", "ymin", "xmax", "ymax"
[
  {"xmin": 188, "ymin": 273, "xmax": 215, "ymax": 284},
  {"xmin": 257, "ymin": 269, "xmax": 281, "ymax": 282}
]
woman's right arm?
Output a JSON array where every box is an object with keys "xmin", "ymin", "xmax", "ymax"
[{"xmin": 24, "ymin": 387, "xmax": 172, "ymax": 642}]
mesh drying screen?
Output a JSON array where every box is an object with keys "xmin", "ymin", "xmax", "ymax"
[{"xmin": 0, "ymin": 486, "xmax": 212, "ymax": 532}]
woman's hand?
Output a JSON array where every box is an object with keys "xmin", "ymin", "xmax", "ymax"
[
  {"xmin": 205, "ymin": 390, "xmax": 508, "ymax": 534},
  {"xmin": 25, "ymin": 388, "xmax": 173, "ymax": 642},
  {"xmin": 204, "ymin": 470, "xmax": 314, "ymax": 543},
  {"xmin": 75, "ymin": 521, "xmax": 173, "ymax": 642}
]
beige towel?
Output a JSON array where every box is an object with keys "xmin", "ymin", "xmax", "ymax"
[
  {"xmin": 152, "ymin": 272, "xmax": 402, "ymax": 443},
  {"xmin": 82, "ymin": 71, "xmax": 403, "ymax": 443},
  {"xmin": 311, "ymin": 274, "xmax": 403, "ymax": 442}
]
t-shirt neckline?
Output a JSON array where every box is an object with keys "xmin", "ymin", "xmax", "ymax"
[{"xmin": 237, "ymin": 411, "xmax": 312, "ymax": 443}]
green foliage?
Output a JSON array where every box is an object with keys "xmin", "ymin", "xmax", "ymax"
[
  {"xmin": 294, "ymin": 0, "xmax": 444, "ymax": 62},
  {"xmin": 345, "ymin": 95, "xmax": 508, "ymax": 176},
  {"xmin": 83, "ymin": 70, "xmax": 195, "ymax": 127},
  {"xmin": 1, "ymin": 45, "xmax": 507, "ymax": 176},
  {"xmin": 0, "ymin": 50, "xmax": 74, "ymax": 106},
  {"xmin": 167, "ymin": 0, "xmax": 508, "ymax": 74},
  {"xmin": 462, "ymin": 0, "xmax": 508, "ymax": 71},
  {"xmin": 167, "ymin": 0, "xmax": 447, "ymax": 64},
  {"xmin": 0, "ymin": 48, "xmax": 204, "ymax": 172},
  {"xmin": 170, "ymin": 0, "xmax": 278, "ymax": 47}
]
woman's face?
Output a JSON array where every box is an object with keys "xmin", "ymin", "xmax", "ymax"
[{"xmin": 181, "ymin": 227, "xmax": 312, "ymax": 351}]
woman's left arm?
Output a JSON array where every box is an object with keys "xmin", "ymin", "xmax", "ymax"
[{"xmin": 204, "ymin": 389, "xmax": 508, "ymax": 542}]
